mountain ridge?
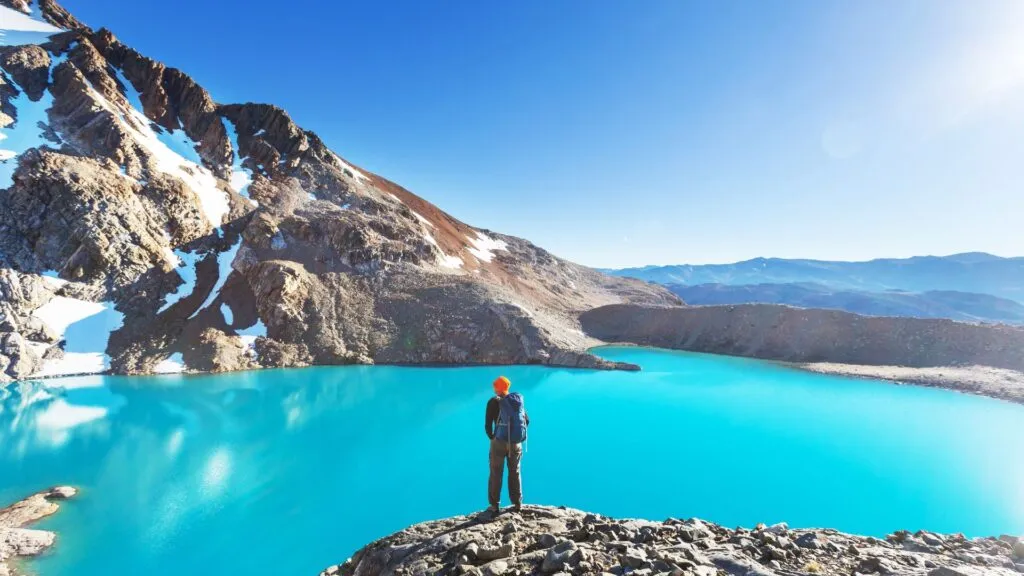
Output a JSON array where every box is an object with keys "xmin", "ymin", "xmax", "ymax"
[
  {"xmin": 0, "ymin": 0, "xmax": 678, "ymax": 382},
  {"xmin": 667, "ymin": 282, "xmax": 1024, "ymax": 325},
  {"xmin": 605, "ymin": 252, "xmax": 1024, "ymax": 303},
  {"xmin": 579, "ymin": 303, "xmax": 1024, "ymax": 405}
]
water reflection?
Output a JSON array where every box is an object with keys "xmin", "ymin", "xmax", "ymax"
[
  {"xmin": 1, "ymin": 353, "xmax": 1021, "ymax": 576},
  {"xmin": 1, "ymin": 362, "xmax": 541, "ymax": 574},
  {"xmin": 1, "ymin": 377, "xmax": 126, "ymax": 456}
]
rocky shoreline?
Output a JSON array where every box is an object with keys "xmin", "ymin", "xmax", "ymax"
[
  {"xmin": 322, "ymin": 505, "xmax": 1024, "ymax": 576},
  {"xmin": 580, "ymin": 304, "xmax": 1024, "ymax": 406},
  {"xmin": 0, "ymin": 486, "xmax": 76, "ymax": 576},
  {"xmin": 795, "ymin": 362, "xmax": 1024, "ymax": 406}
]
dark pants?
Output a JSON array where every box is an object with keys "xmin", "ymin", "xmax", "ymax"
[{"xmin": 488, "ymin": 437, "xmax": 523, "ymax": 508}]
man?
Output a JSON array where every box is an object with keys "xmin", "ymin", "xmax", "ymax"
[{"xmin": 485, "ymin": 375, "xmax": 529, "ymax": 513}]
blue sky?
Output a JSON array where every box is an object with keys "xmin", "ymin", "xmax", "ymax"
[{"xmin": 61, "ymin": 0, "xmax": 1024, "ymax": 267}]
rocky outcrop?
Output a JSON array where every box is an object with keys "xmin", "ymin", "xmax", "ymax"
[
  {"xmin": 322, "ymin": 506, "xmax": 1024, "ymax": 576},
  {"xmin": 0, "ymin": 486, "xmax": 76, "ymax": 576},
  {"xmin": 0, "ymin": 1, "xmax": 678, "ymax": 382},
  {"xmin": 580, "ymin": 303, "xmax": 1024, "ymax": 403},
  {"xmin": 580, "ymin": 304, "xmax": 1024, "ymax": 370}
]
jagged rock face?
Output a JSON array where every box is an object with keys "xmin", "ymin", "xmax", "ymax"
[
  {"xmin": 323, "ymin": 506, "xmax": 1023, "ymax": 576},
  {"xmin": 0, "ymin": 1, "xmax": 679, "ymax": 382}
]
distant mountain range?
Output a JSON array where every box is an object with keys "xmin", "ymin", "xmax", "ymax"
[
  {"xmin": 666, "ymin": 283, "xmax": 1024, "ymax": 325},
  {"xmin": 605, "ymin": 253, "xmax": 1024, "ymax": 304},
  {"xmin": 603, "ymin": 253, "xmax": 1024, "ymax": 324}
]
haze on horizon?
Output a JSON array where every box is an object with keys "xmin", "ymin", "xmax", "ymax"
[{"xmin": 61, "ymin": 0, "xmax": 1024, "ymax": 268}]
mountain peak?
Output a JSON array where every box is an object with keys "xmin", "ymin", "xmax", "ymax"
[
  {"xmin": 0, "ymin": 0, "xmax": 88, "ymax": 35},
  {"xmin": 0, "ymin": 1, "xmax": 679, "ymax": 381}
]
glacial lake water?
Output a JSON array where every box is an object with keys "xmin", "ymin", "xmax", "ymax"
[{"xmin": 2, "ymin": 346, "xmax": 1023, "ymax": 575}]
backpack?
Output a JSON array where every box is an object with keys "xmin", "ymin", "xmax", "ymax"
[{"xmin": 494, "ymin": 392, "xmax": 527, "ymax": 444}]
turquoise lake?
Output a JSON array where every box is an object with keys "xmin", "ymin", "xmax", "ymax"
[{"xmin": 2, "ymin": 346, "xmax": 1023, "ymax": 575}]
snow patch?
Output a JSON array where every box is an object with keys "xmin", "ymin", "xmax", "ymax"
[
  {"xmin": 40, "ymin": 270, "xmax": 68, "ymax": 289},
  {"xmin": 92, "ymin": 70, "xmax": 230, "ymax": 228},
  {"xmin": 422, "ymin": 230, "xmax": 463, "ymax": 269},
  {"xmin": 221, "ymin": 116, "xmax": 257, "ymax": 207},
  {"xmin": 189, "ymin": 236, "xmax": 242, "ymax": 319},
  {"xmin": 30, "ymin": 297, "xmax": 124, "ymax": 377},
  {"xmin": 237, "ymin": 318, "xmax": 267, "ymax": 355},
  {"xmin": 153, "ymin": 353, "xmax": 185, "ymax": 374},
  {"xmin": 158, "ymin": 232, "xmax": 179, "ymax": 267},
  {"xmin": 413, "ymin": 212, "xmax": 434, "ymax": 228},
  {"xmin": 111, "ymin": 67, "xmax": 144, "ymax": 118},
  {"xmin": 237, "ymin": 318, "xmax": 267, "ymax": 339},
  {"xmin": 438, "ymin": 253, "xmax": 465, "ymax": 269},
  {"xmin": 25, "ymin": 340, "xmax": 50, "ymax": 358},
  {"xmin": 230, "ymin": 170, "xmax": 254, "ymax": 204},
  {"xmin": 158, "ymin": 249, "xmax": 202, "ymax": 313},
  {"xmin": 467, "ymin": 232, "xmax": 508, "ymax": 263},
  {"xmin": 161, "ymin": 246, "xmax": 178, "ymax": 268},
  {"xmin": 416, "ymin": 215, "xmax": 462, "ymax": 269},
  {"xmin": 155, "ymin": 125, "xmax": 204, "ymax": 165},
  {"xmin": 220, "ymin": 302, "xmax": 233, "ymax": 325},
  {"xmin": 32, "ymin": 296, "xmax": 106, "ymax": 338},
  {"xmin": 0, "ymin": 4, "xmax": 62, "ymax": 46},
  {"xmin": 0, "ymin": 50, "xmax": 66, "ymax": 188},
  {"xmin": 331, "ymin": 152, "xmax": 367, "ymax": 181}
]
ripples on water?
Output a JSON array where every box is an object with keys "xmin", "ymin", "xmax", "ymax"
[{"xmin": 1, "ymin": 347, "xmax": 1023, "ymax": 575}]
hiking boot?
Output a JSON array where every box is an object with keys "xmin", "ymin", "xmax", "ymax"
[
  {"xmin": 486, "ymin": 504, "xmax": 499, "ymax": 513},
  {"xmin": 512, "ymin": 504, "xmax": 523, "ymax": 513}
]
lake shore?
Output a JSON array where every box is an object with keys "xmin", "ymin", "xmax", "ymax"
[
  {"xmin": 795, "ymin": 362, "xmax": 1024, "ymax": 406},
  {"xmin": 580, "ymin": 303, "xmax": 1024, "ymax": 406},
  {"xmin": 0, "ymin": 487, "xmax": 76, "ymax": 576},
  {"xmin": 322, "ymin": 505, "xmax": 1024, "ymax": 576},
  {"xmin": 594, "ymin": 342, "xmax": 1024, "ymax": 406}
]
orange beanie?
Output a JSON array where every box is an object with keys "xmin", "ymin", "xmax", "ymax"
[{"xmin": 492, "ymin": 376, "xmax": 511, "ymax": 395}]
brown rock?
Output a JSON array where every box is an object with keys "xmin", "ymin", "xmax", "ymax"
[
  {"xmin": 0, "ymin": 486, "xmax": 77, "ymax": 575},
  {"xmin": 0, "ymin": 44, "xmax": 51, "ymax": 101},
  {"xmin": 325, "ymin": 506, "xmax": 1021, "ymax": 576},
  {"xmin": 0, "ymin": 0, "xmax": 679, "ymax": 382},
  {"xmin": 180, "ymin": 327, "xmax": 257, "ymax": 373},
  {"xmin": 0, "ymin": 332, "xmax": 40, "ymax": 380}
]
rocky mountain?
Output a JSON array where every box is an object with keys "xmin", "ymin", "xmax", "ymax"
[
  {"xmin": 666, "ymin": 283, "xmax": 1024, "ymax": 325},
  {"xmin": 579, "ymin": 303, "xmax": 1024, "ymax": 404},
  {"xmin": 0, "ymin": 0, "xmax": 678, "ymax": 383},
  {"xmin": 322, "ymin": 505, "xmax": 1024, "ymax": 576},
  {"xmin": 606, "ymin": 253, "xmax": 1024, "ymax": 304}
]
